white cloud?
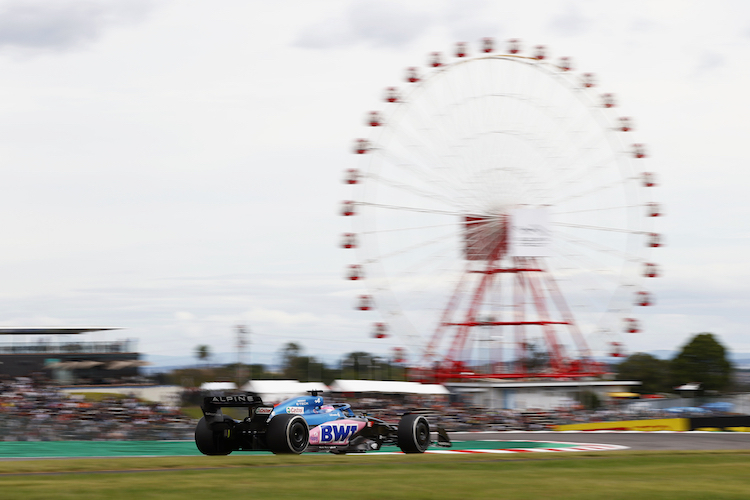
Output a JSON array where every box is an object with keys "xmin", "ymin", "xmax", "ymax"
[
  {"xmin": 0, "ymin": 0, "xmax": 153, "ymax": 55},
  {"xmin": 0, "ymin": 0, "xmax": 748, "ymax": 369},
  {"xmin": 547, "ymin": 3, "xmax": 592, "ymax": 37},
  {"xmin": 293, "ymin": 0, "xmax": 436, "ymax": 49}
]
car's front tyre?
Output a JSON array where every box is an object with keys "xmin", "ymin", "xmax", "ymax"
[{"xmin": 397, "ymin": 414, "xmax": 430, "ymax": 453}]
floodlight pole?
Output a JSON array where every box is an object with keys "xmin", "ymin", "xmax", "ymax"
[{"xmin": 235, "ymin": 325, "xmax": 250, "ymax": 386}]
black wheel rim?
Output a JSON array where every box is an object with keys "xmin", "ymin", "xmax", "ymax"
[
  {"xmin": 416, "ymin": 422, "xmax": 429, "ymax": 447},
  {"xmin": 290, "ymin": 421, "xmax": 307, "ymax": 450}
]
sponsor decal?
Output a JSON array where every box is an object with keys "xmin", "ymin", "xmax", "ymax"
[
  {"xmin": 308, "ymin": 420, "xmax": 366, "ymax": 445},
  {"xmin": 320, "ymin": 424, "xmax": 359, "ymax": 443},
  {"xmin": 286, "ymin": 407, "xmax": 304, "ymax": 414},
  {"xmin": 296, "ymin": 400, "xmax": 309, "ymax": 406},
  {"xmin": 210, "ymin": 396, "xmax": 252, "ymax": 403},
  {"xmin": 255, "ymin": 407, "xmax": 272, "ymax": 415},
  {"xmin": 314, "ymin": 398, "xmax": 322, "ymax": 404}
]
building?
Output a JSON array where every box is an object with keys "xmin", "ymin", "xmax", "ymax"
[
  {"xmin": 446, "ymin": 379, "xmax": 641, "ymax": 410},
  {"xmin": 0, "ymin": 327, "xmax": 143, "ymax": 385}
]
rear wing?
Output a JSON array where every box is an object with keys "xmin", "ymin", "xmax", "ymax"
[{"xmin": 201, "ymin": 394, "xmax": 274, "ymax": 424}]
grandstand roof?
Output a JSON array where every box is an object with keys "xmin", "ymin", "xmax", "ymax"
[{"xmin": 0, "ymin": 327, "xmax": 120, "ymax": 335}]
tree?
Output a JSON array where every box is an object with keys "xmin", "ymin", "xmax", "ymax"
[
  {"xmin": 195, "ymin": 345, "xmax": 211, "ymax": 366},
  {"xmin": 615, "ymin": 352, "xmax": 672, "ymax": 394},
  {"xmin": 671, "ymin": 333, "xmax": 733, "ymax": 393},
  {"xmin": 519, "ymin": 342, "xmax": 549, "ymax": 373},
  {"xmin": 341, "ymin": 351, "xmax": 377, "ymax": 379},
  {"xmin": 278, "ymin": 342, "xmax": 327, "ymax": 382},
  {"xmin": 280, "ymin": 342, "xmax": 303, "ymax": 370}
]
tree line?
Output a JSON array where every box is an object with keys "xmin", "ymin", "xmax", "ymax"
[
  {"xmin": 615, "ymin": 333, "xmax": 734, "ymax": 394},
  {"xmin": 173, "ymin": 342, "xmax": 407, "ymax": 388},
  {"xmin": 186, "ymin": 332, "xmax": 737, "ymax": 395}
]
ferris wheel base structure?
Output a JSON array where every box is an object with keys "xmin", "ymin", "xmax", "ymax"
[{"xmin": 342, "ymin": 38, "xmax": 661, "ymax": 384}]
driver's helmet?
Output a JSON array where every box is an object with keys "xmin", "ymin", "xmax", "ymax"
[{"xmin": 319, "ymin": 405, "xmax": 335, "ymax": 413}]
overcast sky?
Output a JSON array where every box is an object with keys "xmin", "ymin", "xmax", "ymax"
[{"xmin": 0, "ymin": 0, "xmax": 748, "ymax": 367}]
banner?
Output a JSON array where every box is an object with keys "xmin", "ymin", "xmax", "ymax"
[{"xmin": 555, "ymin": 418, "xmax": 689, "ymax": 432}]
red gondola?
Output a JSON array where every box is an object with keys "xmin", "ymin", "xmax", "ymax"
[
  {"xmin": 582, "ymin": 73, "xmax": 595, "ymax": 88},
  {"xmin": 341, "ymin": 233, "xmax": 357, "ymax": 249},
  {"xmin": 648, "ymin": 233, "xmax": 662, "ymax": 248},
  {"xmin": 384, "ymin": 87, "xmax": 399, "ymax": 103},
  {"xmin": 633, "ymin": 144, "xmax": 647, "ymax": 159},
  {"xmin": 642, "ymin": 171, "xmax": 656, "ymax": 187},
  {"xmin": 392, "ymin": 347, "xmax": 406, "ymax": 363},
  {"xmin": 482, "ymin": 37, "xmax": 494, "ymax": 53},
  {"xmin": 347, "ymin": 265, "xmax": 363, "ymax": 281},
  {"xmin": 372, "ymin": 322, "xmax": 388, "ymax": 339},
  {"xmin": 455, "ymin": 42, "xmax": 467, "ymax": 58},
  {"xmin": 618, "ymin": 117, "xmax": 632, "ymax": 132},
  {"xmin": 357, "ymin": 294, "xmax": 372, "ymax": 311},
  {"xmin": 508, "ymin": 39, "xmax": 520, "ymax": 54},
  {"xmin": 367, "ymin": 111, "xmax": 381, "ymax": 127},
  {"xmin": 429, "ymin": 52, "xmax": 442, "ymax": 68},
  {"xmin": 341, "ymin": 200, "xmax": 355, "ymax": 217},
  {"xmin": 602, "ymin": 93, "xmax": 616, "ymax": 108},
  {"xmin": 635, "ymin": 290, "xmax": 652, "ymax": 307},
  {"xmin": 406, "ymin": 67, "xmax": 420, "ymax": 83},
  {"xmin": 644, "ymin": 262, "xmax": 659, "ymax": 278},
  {"xmin": 646, "ymin": 202, "xmax": 661, "ymax": 217},
  {"xmin": 610, "ymin": 342, "xmax": 625, "ymax": 358},
  {"xmin": 534, "ymin": 45, "xmax": 546, "ymax": 60},
  {"xmin": 624, "ymin": 317, "xmax": 640, "ymax": 334},
  {"xmin": 559, "ymin": 56, "xmax": 572, "ymax": 71},
  {"xmin": 354, "ymin": 138, "xmax": 369, "ymax": 154},
  {"xmin": 343, "ymin": 168, "xmax": 360, "ymax": 184}
]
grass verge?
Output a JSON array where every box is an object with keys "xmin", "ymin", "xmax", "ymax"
[{"xmin": 0, "ymin": 450, "xmax": 749, "ymax": 499}]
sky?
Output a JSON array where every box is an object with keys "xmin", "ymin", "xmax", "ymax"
[{"xmin": 0, "ymin": 0, "xmax": 748, "ymax": 368}]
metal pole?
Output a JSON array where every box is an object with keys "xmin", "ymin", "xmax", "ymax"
[{"xmin": 236, "ymin": 325, "xmax": 250, "ymax": 387}]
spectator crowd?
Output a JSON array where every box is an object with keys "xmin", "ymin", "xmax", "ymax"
[
  {"xmin": 0, "ymin": 377, "xmax": 193, "ymax": 441},
  {"xmin": 0, "ymin": 376, "xmax": 739, "ymax": 442}
]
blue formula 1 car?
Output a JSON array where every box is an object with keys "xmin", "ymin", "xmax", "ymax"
[{"xmin": 195, "ymin": 391, "xmax": 451, "ymax": 455}]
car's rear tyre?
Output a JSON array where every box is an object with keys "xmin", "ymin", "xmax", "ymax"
[
  {"xmin": 397, "ymin": 414, "xmax": 430, "ymax": 453},
  {"xmin": 267, "ymin": 414, "xmax": 309, "ymax": 454},
  {"xmin": 195, "ymin": 416, "xmax": 235, "ymax": 456}
]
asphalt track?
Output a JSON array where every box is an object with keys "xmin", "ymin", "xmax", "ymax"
[
  {"xmin": 1, "ymin": 432, "xmax": 749, "ymax": 461},
  {"xmin": 451, "ymin": 431, "xmax": 750, "ymax": 451}
]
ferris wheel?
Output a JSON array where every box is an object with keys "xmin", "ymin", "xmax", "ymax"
[{"xmin": 340, "ymin": 39, "xmax": 661, "ymax": 379}]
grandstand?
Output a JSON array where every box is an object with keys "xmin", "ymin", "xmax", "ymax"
[{"xmin": 0, "ymin": 327, "xmax": 143, "ymax": 384}]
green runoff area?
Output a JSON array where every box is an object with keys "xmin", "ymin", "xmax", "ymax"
[
  {"xmin": 0, "ymin": 439, "xmax": 577, "ymax": 458},
  {"xmin": 1, "ymin": 450, "xmax": 750, "ymax": 499}
]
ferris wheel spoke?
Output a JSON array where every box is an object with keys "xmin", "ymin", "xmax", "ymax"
[
  {"xmin": 355, "ymin": 201, "xmax": 464, "ymax": 217},
  {"xmin": 374, "ymin": 142, "xmax": 468, "ymax": 199},
  {"xmin": 552, "ymin": 222, "xmax": 647, "ymax": 235},
  {"xmin": 361, "ymin": 220, "xmax": 463, "ymax": 235},
  {"xmin": 363, "ymin": 229, "xmax": 457, "ymax": 264},
  {"xmin": 554, "ymin": 204, "xmax": 645, "ymax": 215},
  {"xmin": 365, "ymin": 172, "xmax": 463, "ymax": 209},
  {"xmin": 552, "ymin": 229, "xmax": 645, "ymax": 265},
  {"xmin": 548, "ymin": 176, "xmax": 632, "ymax": 206}
]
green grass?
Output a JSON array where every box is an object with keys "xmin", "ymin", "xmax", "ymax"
[{"xmin": 1, "ymin": 451, "xmax": 749, "ymax": 499}]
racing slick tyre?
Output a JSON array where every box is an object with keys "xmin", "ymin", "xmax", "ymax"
[
  {"xmin": 267, "ymin": 414, "xmax": 309, "ymax": 454},
  {"xmin": 397, "ymin": 414, "xmax": 430, "ymax": 453},
  {"xmin": 195, "ymin": 416, "xmax": 235, "ymax": 456}
]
